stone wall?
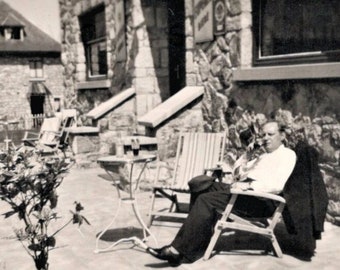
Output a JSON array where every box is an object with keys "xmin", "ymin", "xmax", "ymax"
[
  {"xmin": 60, "ymin": 0, "xmax": 113, "ymax": 111},
  {"xmin": 0, "ymin": 56, "xmax": 63, "ymax": 119},
  {"xmin": 59, "ymin": 0, "xmax": 169, "ymax": 121}
]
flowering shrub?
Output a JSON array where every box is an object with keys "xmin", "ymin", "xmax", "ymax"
[
  {"xmin": 0, "ymin": 146, "xmax": 89, "ymax": 270},
  {"xmin": 225, "ymin": 105, "xmax": 325, "ymax": 163}
]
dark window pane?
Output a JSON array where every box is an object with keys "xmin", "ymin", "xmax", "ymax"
[
  {"xmin": 258, "ymin": 0, "xmax": 340, "ymax": 58},
  {"xmin": 87, "ymin": 40, "xmax": 107, "ymax": 76},
  {"xmin": 11, "ymin": 27, "xmax": 21, "ymax": 39},
  {"xmin": 79, "ymin": 5, "xmax": 107, "ymax": 77},
  {"xmin": 94, "ymin": 10, "xmax": 106, "ymax": 38}
]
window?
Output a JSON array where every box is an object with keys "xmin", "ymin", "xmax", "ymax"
[
  {"xmin": 79, "ymin": 5, "xmax": 108, "ymax": 79},
  {"xmin": 9, "ymin": 27, "xmax": 21, "ymax": 40},
  {"xmin": 29, "ymin": 60, "xmax": 43, "ymax": 79},
  {"xmin": 253, "ymin": 0, "xmax": 340, "ymax": 66},
  {"xmin": 0, "ymin": 26, "xmax": 23, "ymax": 40}
]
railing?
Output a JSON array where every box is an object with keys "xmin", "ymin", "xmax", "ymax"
[
  {"xmin": 0, "ymin": 114, "xmax": 45, "ymax": 146},
  {"xmin": 138, "ymin": 86, "xmax": 204, "ymax": 128},
  {"xmin": 0, "ymin": 114, "xmax": 44, "ymax": 131}
]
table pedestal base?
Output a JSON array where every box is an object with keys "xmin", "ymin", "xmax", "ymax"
[{"xmin": 94, "ymin": 198, "xmax": 158, "ymax": 253}]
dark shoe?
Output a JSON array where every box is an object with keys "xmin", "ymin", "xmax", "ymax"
[{"xmin": 147, "ymin": 245, "xmax": 183, "ymax": 266}]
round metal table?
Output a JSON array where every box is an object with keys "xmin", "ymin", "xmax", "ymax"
[{"xmin": 95, "ymin": 154, "xmax": 158, "ymax": 253}]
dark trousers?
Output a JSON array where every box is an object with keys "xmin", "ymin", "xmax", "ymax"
[{"xmin": 171, "ymin": 181, "xmax": 275, "ymax": 262}]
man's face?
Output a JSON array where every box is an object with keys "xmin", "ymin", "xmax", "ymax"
[{"xmin": 261, "ymin": 122, "xmax": 284, "ymax": 153}]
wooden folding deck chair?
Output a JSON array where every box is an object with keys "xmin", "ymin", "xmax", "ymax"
[
  {"xmin": 148, "ymin": 132, "xmax": 226, "ymax": 226},
  {"xmin": 22, "ymin": 109, "xmax": 77, "ymax": 154},
  {"xmin": 203, "ymin": 141, "xmax": 329, "ymax": 260},
  {"xmin": 203, "ymin": 188, "xmax": 287, "ymax": 260},
  {"xmin": 56, "ymin": 109, "xmax": 77, "ymax": 151}
]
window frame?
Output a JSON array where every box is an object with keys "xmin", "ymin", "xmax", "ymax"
[
  {"xmin": 79, "ymin": 5, "xmax": 108, "ymax": 81},
  {"xmin": 29, "ymin": 60, "xmax": 44, "ymax": 79},
  {"xmin": 252, "ymin": 0, "xmax": 340, "ymax": 67}
]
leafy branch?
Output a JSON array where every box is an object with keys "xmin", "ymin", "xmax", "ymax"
[{"xmin": 0, "ymin": 146, "xmax": 89, "ymax": 270}]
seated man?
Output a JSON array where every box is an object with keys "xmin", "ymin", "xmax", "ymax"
[{"xmin": 147, "ymin": 121, "xmax": 296, "ymax": 266}]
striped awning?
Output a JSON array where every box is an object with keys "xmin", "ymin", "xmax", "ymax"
[{"xmin": 28, "ymin": 81, "xmax": 52, "ymax": 96}]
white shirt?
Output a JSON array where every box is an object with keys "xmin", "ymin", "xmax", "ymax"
[{"xmin": 233, "ymin": 145, "xmax": 296, "ymax": 194}]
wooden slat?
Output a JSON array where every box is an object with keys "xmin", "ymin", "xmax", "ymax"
[
  {"xmin": 171, "ymin": 132, "xmax": 226, "ymax": 190},
  {"xmin": 193, "ymin": 133, "xmax": 206, "ymax": 177}
]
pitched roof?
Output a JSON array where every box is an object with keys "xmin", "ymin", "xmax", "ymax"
[
  {"xmin": 0, "ymin": 0, "xmax": 60, "ymax": 54},
  {"xmin": 1, "ymin": 13, "xmax": 25, "ymax": 27}
]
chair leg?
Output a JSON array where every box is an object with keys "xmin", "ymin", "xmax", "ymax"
[
  {"xmin": 147, "ymin": 191, "xmax": 157, "ymax": 227},
  {"xmin": 271, "ymin": 234, "xmax": 283, "ymax": 258},
  {"xmin": 203, "ymin": 221, "xmax": 223, "ymax": 260}
]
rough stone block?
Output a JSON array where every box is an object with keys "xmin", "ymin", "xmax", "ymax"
[
  {"xmin": 240, "ymin": 0, "xmax": 252, "ymax": 12},
  {"xmin": 71, "ymin": 135, "xmax": 100, "ymax": 154},
  {"xmin": 226, "ymin": 15, "xmax": 241, "ymax": 31},
  {"xmin": 228, "ymin": 0, "xmax": 242, "ymax": 15},
  {"xmin": 185, "ymin": 18, "xmax": 193, "ymax": 36},
  {"xmin": 108, "ymin": 114, "xmax": 135, "ymax": 129},
  {"xmin": 186, "ymin": 36, "xmax": 194, "ymax": 49},
  {"xmin": 134, "ymin": 47, "xmax": 154, "ymax": 68},
  {"xmin": 185, "ymin": 51, "xmax": 194, "ymax": 73},
  {"xmin": 186, "ymin": 74, "xmax": 197, "ymax": 86},
  {"xmin": 76, "ymin": 63, "xmax": 86, "ymax": 72},
  {"xmin": 239, "ymin": 28, "xmax": 252, "ymax": 67},
  {"xmin": 134, "ymin": 77, "xmax": 155, "ymax": 94}
]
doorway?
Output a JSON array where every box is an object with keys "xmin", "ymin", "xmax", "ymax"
[
  {"xmin": 168, "ymin": 0, "xmax": 186, "ymax": 96},
  {"xmin": 30, "ymin": 94, "xmax": 45, "ymax": 127}
]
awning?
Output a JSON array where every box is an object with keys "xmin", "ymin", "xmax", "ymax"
[{"xmin": 28, "ymin": 81, "xmax": 52, "ymax": 96}]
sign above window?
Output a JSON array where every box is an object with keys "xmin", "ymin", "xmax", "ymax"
[
  {"xmin": 213, "ymin": 0, "xmax": 226, "ymax": 35},
  {"xmin": 194, "ymin": 0, "xmax": 213, "ymax": 43}
]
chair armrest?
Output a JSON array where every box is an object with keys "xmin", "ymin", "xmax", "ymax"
[
  {"xmin": 22, "ymin": 131, "xmax": 39, "ymax": 141},
  {"xmin": 230, "ymin": 188, "xmax": 286, "ymax": 204},
  {"xmin": 152, "ymin": 162, "xmax": 174, "ymax": 185},
  {"xmin": 22, "ymin": 131, "xmax": 40, "ymax": 146},
  {"xmin": 157, "ymin": 164, "xmax": 174, "ymax": 170}
]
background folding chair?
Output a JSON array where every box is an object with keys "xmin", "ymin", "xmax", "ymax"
[
  {"xmin": 22, "ymin": 117, "xmax": 62, "ymax": 148},
  {"xmin": 22, "ymin": 109, "xmax": 77, "ymax": 154},
  {"xmin": 148, "ymin": 132, "xmax": 226, "ymax": 227},
  {"xmin": 203, "ymin": 189, "xmax": 286, "ymax": 260},
  {"xmin": 56, "ymin": 109, "xmax": 77, "ymax": 151}
]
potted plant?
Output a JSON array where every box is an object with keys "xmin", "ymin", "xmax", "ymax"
[{"xmin": 0, "ymin": 146, "xmax": 89, "ymax": 270}]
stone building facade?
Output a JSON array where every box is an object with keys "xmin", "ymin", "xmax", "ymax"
[
  {"xmin": 59, "ymin": 0, "xmax": 340, "ymax": 224},
  {"xmin": 0, "ymin": 56, "xmax": 64, "ymax": 119},
  {"xmin": 0, "ymin": 0, "xmax": 63, "ymax": 128}
]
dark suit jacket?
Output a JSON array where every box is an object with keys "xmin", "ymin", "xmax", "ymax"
[{"xmin": 282, "ymin": 141, "xmax": 328, "ymax": 257}]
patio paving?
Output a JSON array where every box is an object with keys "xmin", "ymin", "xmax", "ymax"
[{"xmin": 1, "ymin": 166, "xmax": 340, "ymax": 270}]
